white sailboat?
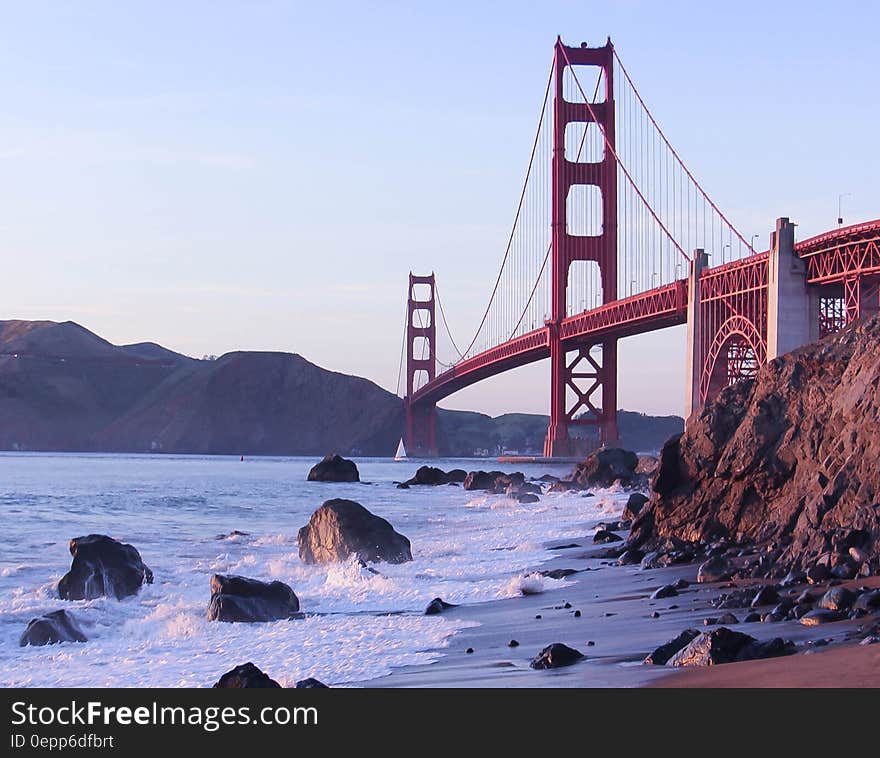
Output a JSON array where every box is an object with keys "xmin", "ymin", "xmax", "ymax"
[{"xmin": 394, "ymin": 438, "xmax": 407, "ymax": 461}]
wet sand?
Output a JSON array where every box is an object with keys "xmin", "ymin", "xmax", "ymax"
[{"xmin": 361, "ymin": 539, "xmax": 878, "ymax": 688}]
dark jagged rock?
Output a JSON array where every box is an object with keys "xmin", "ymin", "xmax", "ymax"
[
  {"xmin": 298, "ymin": 499, "xmax": 412, "ymax": 565},
  {"xmin": 494, "ymin": 473, "xmax": 525, "ymax": 494},
  {"xmin": 213, "ymin": 662, "xmax": 281, "ymax": 688},
  {"xmin": 781, "ymin": 569, "xmax": 807, "ymax": 586},
  {"xmin": 403, "ymin": 466, "xmax": 465, "ymax": 486},
  {"xmin": 463, "ymin": 470, "xmax": 506, "ymax": 491},
  {"xmin": 623, "ymin": 492, "xmax": 649, "ymax": 521},
  {"xmin": 618, "ymin": 549, "xmax": 644, "ymax": 566},
  {"xmin": 593, "ymin": 529, "xmax": 623, "ymax": 544},
  {"xmin": 816, "ymin": 586, "xmax": 857, "ymax": 611},
  {"xmin": 645, "ymin": 629, "xmax": 700, "ymax": 665},
  {"xmin": 771, "ymin": 599, "xmax": 794, "ymax": 617},
  {"xmin": 508, "ymin": 639, "xmax": 520, "ymax": 647},
  {"xmin": 540, "ymin": 568, "xmax": 579, "ymax": 579},
  {"xmin": 567, "ymin": 448, "xmax": 641, "ymax": 489},
  {"xmin": 667, "ymin": 627, "xmax": 793, "ymax": 667},
  {"xmin": 216, "ymin": 530, "xmax": 250, "ymax": 540},
  {"xmin": 717, "ymin": 612, "xmax": 739, "ymax": 625},
  {"xmin": 853, "ymin": 589, "xmax": 880, "ymax": 612},
  {"xmin": 737, "ymin": 637, "xmax": 797, "ymax": 661},
  {"xmin": 516, "ymin": 482, "xmax": 543, "ymax": 495},
  {"xmin": 548, "ymin": 480, "xmax": 582, "ymax": 493},
  {"xmin": 627, "ymin": 316, "xmax": 880, "ymax": 575},
  {"xmin": 424, "ymin": 597, "xmax": 457, "ymax": 615},
  {"xmin": 20, "ymin": 610, "xmax": 87, "ymax": 647},
  {"xmin": 651, "ymin": 584, "xmax": 679, "ymax": 599},
  {"xmin": 529, "ymin": 643, "xmax": 584, "ymax": 669},
  {"xmin": 830, "ymin": 563, "xmax": 857, "ymax": 580},
  {"xmin": 208, "ymin": 574, "xmax": 300, "ymax": 623},
  {"xmin": 296, "ymin": 678, "xmax": 329, "ymax": 688},
  {"xmin": 697, "ymin": 556, "xmax": 734, "ymax": 584},
  {"xmin": 517, "ymin": 493, "xmax": 540, "ymax": 504},
  {"xmin": 58, "ymin": 534, "xmax": 153, "ymax": 601},
  {"xmin": 800, "ymin": 609, "xmax": 847, "ymax": 626},
  {"xmin": 751, "ymin": 587, "xmax": 781, "ymax": 607},
  {"xmin": 307, "ymin": 454, "xmax": 359, "ymax": 482}
]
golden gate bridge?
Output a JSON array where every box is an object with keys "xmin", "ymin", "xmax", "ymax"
[{"xmin": 398, "ymin": 37, "xmax": 880, "ymax": 458}]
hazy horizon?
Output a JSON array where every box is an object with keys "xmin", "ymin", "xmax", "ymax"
[{"xmin": 1, "ymin": 1, "xmax": 876, "ymax": 417}]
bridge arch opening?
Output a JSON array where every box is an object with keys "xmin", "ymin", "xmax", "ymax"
[{"xmin": 701, "ymin": 315, "xmax": 764, "ymax": 404}]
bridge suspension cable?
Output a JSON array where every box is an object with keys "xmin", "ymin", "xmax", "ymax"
[{"xmin": 426, "ymin": 42, "xmax": 759, "ymax": 383}]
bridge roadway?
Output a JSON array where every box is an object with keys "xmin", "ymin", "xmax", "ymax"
[{"xmin": 411, "ymin": 219, "xmax": 880, "ymax": 408}]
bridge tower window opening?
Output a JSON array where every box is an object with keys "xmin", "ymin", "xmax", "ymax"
[{"xmin": 565, "ymin": 121, "xmax": 605, "ymax": 163}]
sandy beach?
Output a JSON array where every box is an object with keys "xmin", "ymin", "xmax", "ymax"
[{"xmin": 362, "ymin": 536, "xmax": 880, "ymax": 688}]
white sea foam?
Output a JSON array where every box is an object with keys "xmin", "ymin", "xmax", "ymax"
[{"xmin": 0, "ymin": 454, "xmax": 630, "ymax": 687}]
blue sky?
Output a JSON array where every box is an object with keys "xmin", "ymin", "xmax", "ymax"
[{"xmin": 0, "ymin": 1, "xmax": 877, "ymax": 417}]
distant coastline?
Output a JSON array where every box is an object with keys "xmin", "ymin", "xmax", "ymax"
[{"xmin": 0, "ymin": 319, "xmax": 682, "ymax": 458}]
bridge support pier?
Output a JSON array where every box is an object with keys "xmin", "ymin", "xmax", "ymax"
[
  {"xmin": 544, "ymin": 336, "xmax": 618, "ymax": 458},
  {"xmin": 767, "ymin": 217, "xmax": 819, "ymax": 359},
  {"xmin": 684, "ymin": 249, "xmax": 709, "ymax": 419},
  {"xmin": 404, "ymin": 400, "xmax": 438, "ymax": 458}
]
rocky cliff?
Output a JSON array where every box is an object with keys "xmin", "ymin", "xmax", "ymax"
[{"xmin": 630, "ymin": 315, "xmax": 880, "ymax": 576}]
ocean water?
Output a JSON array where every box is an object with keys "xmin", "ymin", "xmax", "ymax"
[{"xmin": 0, "ymin": 453, "xmax": 630, "ymax": 687}]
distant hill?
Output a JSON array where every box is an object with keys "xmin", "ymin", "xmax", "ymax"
[
  {"xmin": 0, "ymin": 319, "xmax": 682, "ymax": 456},
  {"xmin": 438, "ymin": 408, "xmax": 683, "ymax": 456}
]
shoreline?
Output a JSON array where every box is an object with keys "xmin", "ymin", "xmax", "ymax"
[{"xmin": 360, "ymin": 533, "xmax": 879, "ymax": 688}]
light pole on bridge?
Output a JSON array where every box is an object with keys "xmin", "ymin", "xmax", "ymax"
[{"xmin": 838, "ymin": 193, "xmax": 852, "ymax": 226}]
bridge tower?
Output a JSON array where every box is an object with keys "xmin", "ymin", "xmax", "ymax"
[
  {"xmin": 404, "ymin": 273, "xmax": 439, "ymax": 457},
  {"xmin": 544, "ymin": 37, "xmax": 619, "ymax": 457}
]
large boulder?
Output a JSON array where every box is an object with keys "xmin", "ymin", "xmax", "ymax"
[
  {"xmin": 403, "ymin": 466, "xmax": 466, "ymax": 486},
  {"xmin": 307, "ymin": 454, "xmax": 359, "ymax": 482},
  {"xmin": 463, "ymin": 470, "xmax": 506, "ymax": 491},
  {"xmin": 207, "ymin": 574, "xmax": 300, "ymax": 623},
  {"xmin": 628, "ymin": 316, "xmax": 880, "ymax": 574},
  {"xmin": 298, "ymin": 499, "xmax": 412, "ymax": 565},
  {"xmin": 424, "ymin": 597, "xmax": 457, "ymax": 615},
  {"xmin": 213, "ymin": 663, "xmax": 281, "ymax": 688},
  {"xmin": 296, "ymin": 678, "xmax": 329, "ymax": 688},
  {"xmin": 529, "ymin": 643, "xmax": 584, "ymax": 669},
  {"xmin": 58, "ymin": 534, "xmax": 153, "ymax": 600},
  {"xmin": 645, "ymin": 629, "xmax": 700, "ymax": 665},
  {"xmin": 20, "ymin": 610, "xmax": 87, "ymax": 647},
  {"xmin": 623, "ymin": 492, "xmax": 649, "ymax": 521},
  {"xmin": 568, "ymin": 448, "xmax": 640, "ymax": 489},
  {"xmin": 667, "ymin": 627, "xmax": 794, "ymax": 667},
  {"xmin": 696, "ymin": 556, "xmax": 735, "ymax": 583}
]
